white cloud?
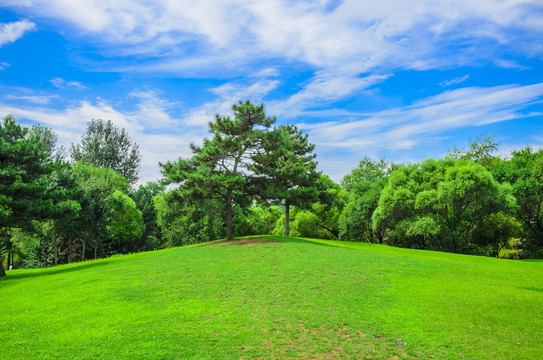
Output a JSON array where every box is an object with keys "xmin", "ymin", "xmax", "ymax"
[
  {"xmin": 268, "ymin": 71, "xmax": 391, "ymax": 118},
  {"xmin": 6, "ymin": 0, "xmax": 543, "ymax": 126},
  {"xmin": 129, "ymin": 90, "xmax": 181, "ymax": 128},
  {"xmin": 4, "ymin": 94, "xmax": 59, "ymax": 104},
  {"xmin": 185, "ymin": 79, "xmax": 280, "ymax": 127},
  {"xmin": 299, "ymin": 82, "xmax": 543, "ymax": 180},
  {"xmin": 6, "ymin": 1, "xmax": 542, "ymax": 71},
  {"xmin": 439, "ymin": 75, "xmax": 470, "ymax": 87},
  {"xmin": 50, "ymin": 77, "xmax": 87, "ymax": 89},
  {"xmin": 0, "ymin": 62, "xmax": 10, "ymax": 70},
  {"xmin": 304, "ymin": 83, "xmax": 543, "ymax": 148},
  {"xmin": 0, "ymin": 19, "xmax": 35, "ymax": 47}
]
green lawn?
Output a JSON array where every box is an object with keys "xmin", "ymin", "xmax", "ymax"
[{"xmin": 1, "ymin": 236, "xmax": 542, "ymax": 359}]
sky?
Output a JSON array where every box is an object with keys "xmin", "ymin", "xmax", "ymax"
[{"xmin": 1, "ymin": 0, "xmax": 543, "ymax": 185}]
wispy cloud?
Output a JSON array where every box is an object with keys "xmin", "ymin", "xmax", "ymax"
[
  {"xmin": 128, "ymin": 90, "xmax": 181, "ymax": 128},
  {"xmin": 50, "ymin": 77, "xmax": 87, "ymax": 89},
  {"xmin": 0, "ymin": 62, "xmax": 10, "ymax": 70},
  {"xmin": 4, "ymin": 94, "xmax": 59, "ymax": 104},
  {"xmin": 268, "ymin": 71, "xmax": 391, "ymax": 119},
  {"xmin": 439, "ymin": 75, "xmax": 470, "ymax": 87},
  {"xmin": 185, "ymin": 79, "xmax": 280, "ymax": 127},
  {"xmin": 6, "ymin": 1, "xmax": 543, "ymax": 72},
  {"xmin": 5, "ymin": 1, "xmax": 543, "ymax": 125},
  {"xmin": 0, "ymin": 19, "xmax": 35, "ymax": 47},
  {"xmin": 303, "ymin": 83, "xmax": 543, "ymax": 149},
  {"xmin": 298, "ymin": 82, "xmax": 543, "ymax": 180}
]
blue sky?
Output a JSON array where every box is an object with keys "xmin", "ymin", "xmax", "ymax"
[{"xmin": 1, "ymin": 1, "xmax": 543, "ymax": 184}]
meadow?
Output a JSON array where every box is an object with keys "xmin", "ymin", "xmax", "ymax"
[{"xmin": 1, "ymin": 236, "xmax": 542, "ymax": 359}]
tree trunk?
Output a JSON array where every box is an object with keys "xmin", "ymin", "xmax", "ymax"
[
  {"xmin": 68, "ymin": 237, "xmax": 73, "ymax": 263},
  {"xmin": 7, "ymin": 244, "xmax": 11, "ymax": 270},
  {"xmin": 285, "ymin": 200, "xmax": 290, "ymax": 237},
  {"xmin": 53, "ymin": 233, "xmax": 58, "ymax": 267},
  {"xmin": 226, "ymin": 187, "xmax": 233, "ymax": 240},
  {"xmin": 82, "ymin": 236, "xmax": 86, "ymax": 262},
  {"xmin": 94, "ymin": 235, "xmax": 98, "ymax": 260},
  {"xmin": 0, "ymin": 259, "xmax": 5, "ymax": 277},
  {"xmin": 43, "ymin": 238, "xmax": 49, "ymax": 268}
]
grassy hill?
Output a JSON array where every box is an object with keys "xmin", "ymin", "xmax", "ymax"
[{"xmin": 1, "ymin": 236, "xmax": 542, "ymax": 359}]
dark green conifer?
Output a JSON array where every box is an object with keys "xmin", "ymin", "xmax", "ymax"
[{"xmin": 161, "ymin": 100, "xmax": 275, "ymax": 240}]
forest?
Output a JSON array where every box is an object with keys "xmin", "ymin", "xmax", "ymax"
[{"xmin": 2, "ymin": 100, "xmax": 543, "ymax": 275}]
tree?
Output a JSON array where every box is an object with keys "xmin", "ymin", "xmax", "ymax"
[
  {"xmin": 154, "ymin": 193, "xmax": 224, "ymax": 247},
  {"xmin": 130, "ymin": 182, "xmax": 165, "ymax": 251},
  {"xmin": 339, "ymin": 157, "xmax": 396, "ymax": 243},
  {"xmin": 492, "ymin": 147, "xmax": 543, "ymax": 257},
  {"xmin": 0, "ymin": 116, "xmax": 76, "ymax": 276},
  {"xmin": 161, "ymin": 100, "xmax": 275, "ymax": 240},
  {"xmin": 272, "ymin": 207, "xmax": 325, "ymax": 239},
  {"xmin": 372, "ymin": 158, "xmax": 516, "ymax": 253},
  {"xmin": 251, "ymin": 124, "xmax": 320, "ymax": 236},
  {"xmin": 471, "ymin": 212, "xmax": 522, "ymax": 257},
  {"xmin": 44, "ymin": 162, "xmax": 84, "ymax": 266},
  {"xmin": 71, "ymin": 119, "xmax": 141, "ymax": 184},
  {"xmin": 310, "ymin": 175, "xmax": 348, "ymax": 239},
  {"xmin": 106, "ymin": 191, "xmax": 144, "ymax": 254},
  {"xmin": 30, "ymin": 123, "xmax": 66, "ymax": 161},
  {"xmin": 72, "ymin": 163, "xmax": 130, "ymax": 259},
  {"xmin": 449, "ymin": 133, "xmax": 500, "ymax": 168},
  {"xmin": 245, "ymin": 205, "xmax": 283, "ymax": 236}
]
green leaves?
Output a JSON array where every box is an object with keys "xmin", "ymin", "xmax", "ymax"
[
  {"xmin": 372, "ymin": 158, "xmax": 515, "ymax": 253},
  {"xmin": 106, "ymin": 191, "xmax": 144, "ymax": 253},
  {"xmin": 161, "ymin": 100, "xmax": 277, "ymax": 240},
  {"xmin": 0, "ymin": 115, "xmax": 56, "ymax": 229},
  {"xmin": 493, "ymin": 147, "xmax": 543, "ymax": 256},
  {"xmin": 71, "ymin": 119, "xmax": 141, "ymax": 184}
]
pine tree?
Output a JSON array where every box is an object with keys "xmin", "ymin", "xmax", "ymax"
[
  {"xmin": 0, "ymin": 116, "xmax": 65, "ymax": 276},
  {"xmin": 161, "ymin": 100, "xmax": 275, "ymax": 240},
  {"xmin": 251, "ymin": 125, "xmax": 320, "ymax": 236}
]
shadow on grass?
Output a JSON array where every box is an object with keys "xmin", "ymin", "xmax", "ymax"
[
  {"xmin": 520, "ymin": 286, "xmax": 543, "ymax": 293},
  {"xmin": 0, "ymin": 260, "xmax": 109, "ymax": 282}
]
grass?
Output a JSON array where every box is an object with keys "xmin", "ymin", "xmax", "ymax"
[{"xmin": 1, "ymin": 236, "xmax": 542, "ymax": 359}]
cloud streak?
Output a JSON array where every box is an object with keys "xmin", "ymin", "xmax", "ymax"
[
  {"xmin": 439, "ymin": 75, "xmax": 470, "ymax": 87},
  {"xmin": 298, "ymin": 82, "xmax": 543, "ymax": 179},
  {"xmin": 50, "ymin": 78, "xmax": 87, "ymax": 90},
  {"xmin": 0, "ymin": 19, "xmax": 35, "ymax": 47}
]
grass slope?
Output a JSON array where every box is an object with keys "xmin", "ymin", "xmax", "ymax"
[{"xmin": 1, "ymin": 236, "xmax": 542, "ymax": 359}]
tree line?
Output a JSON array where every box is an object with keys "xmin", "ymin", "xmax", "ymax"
[{"xmin": 2, "ymin": 101, "xmax": 543, "ymax": 275}]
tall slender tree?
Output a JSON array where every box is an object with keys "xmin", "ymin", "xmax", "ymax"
[
  {"xmin": 161, "ymin": 100, "xmax": 275, "ymax": 240},
  {"xmin": 71, "ymin": 119, "xmax": 141, "ymax": 184},
  {"xmin": 251, "ymin": 125, "xmax": 320, "ymax": 236}
]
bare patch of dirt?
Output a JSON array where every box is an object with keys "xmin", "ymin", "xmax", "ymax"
[{"xmin": 203, "ymin": 237, "xmax": 282, "ymax": 247}]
